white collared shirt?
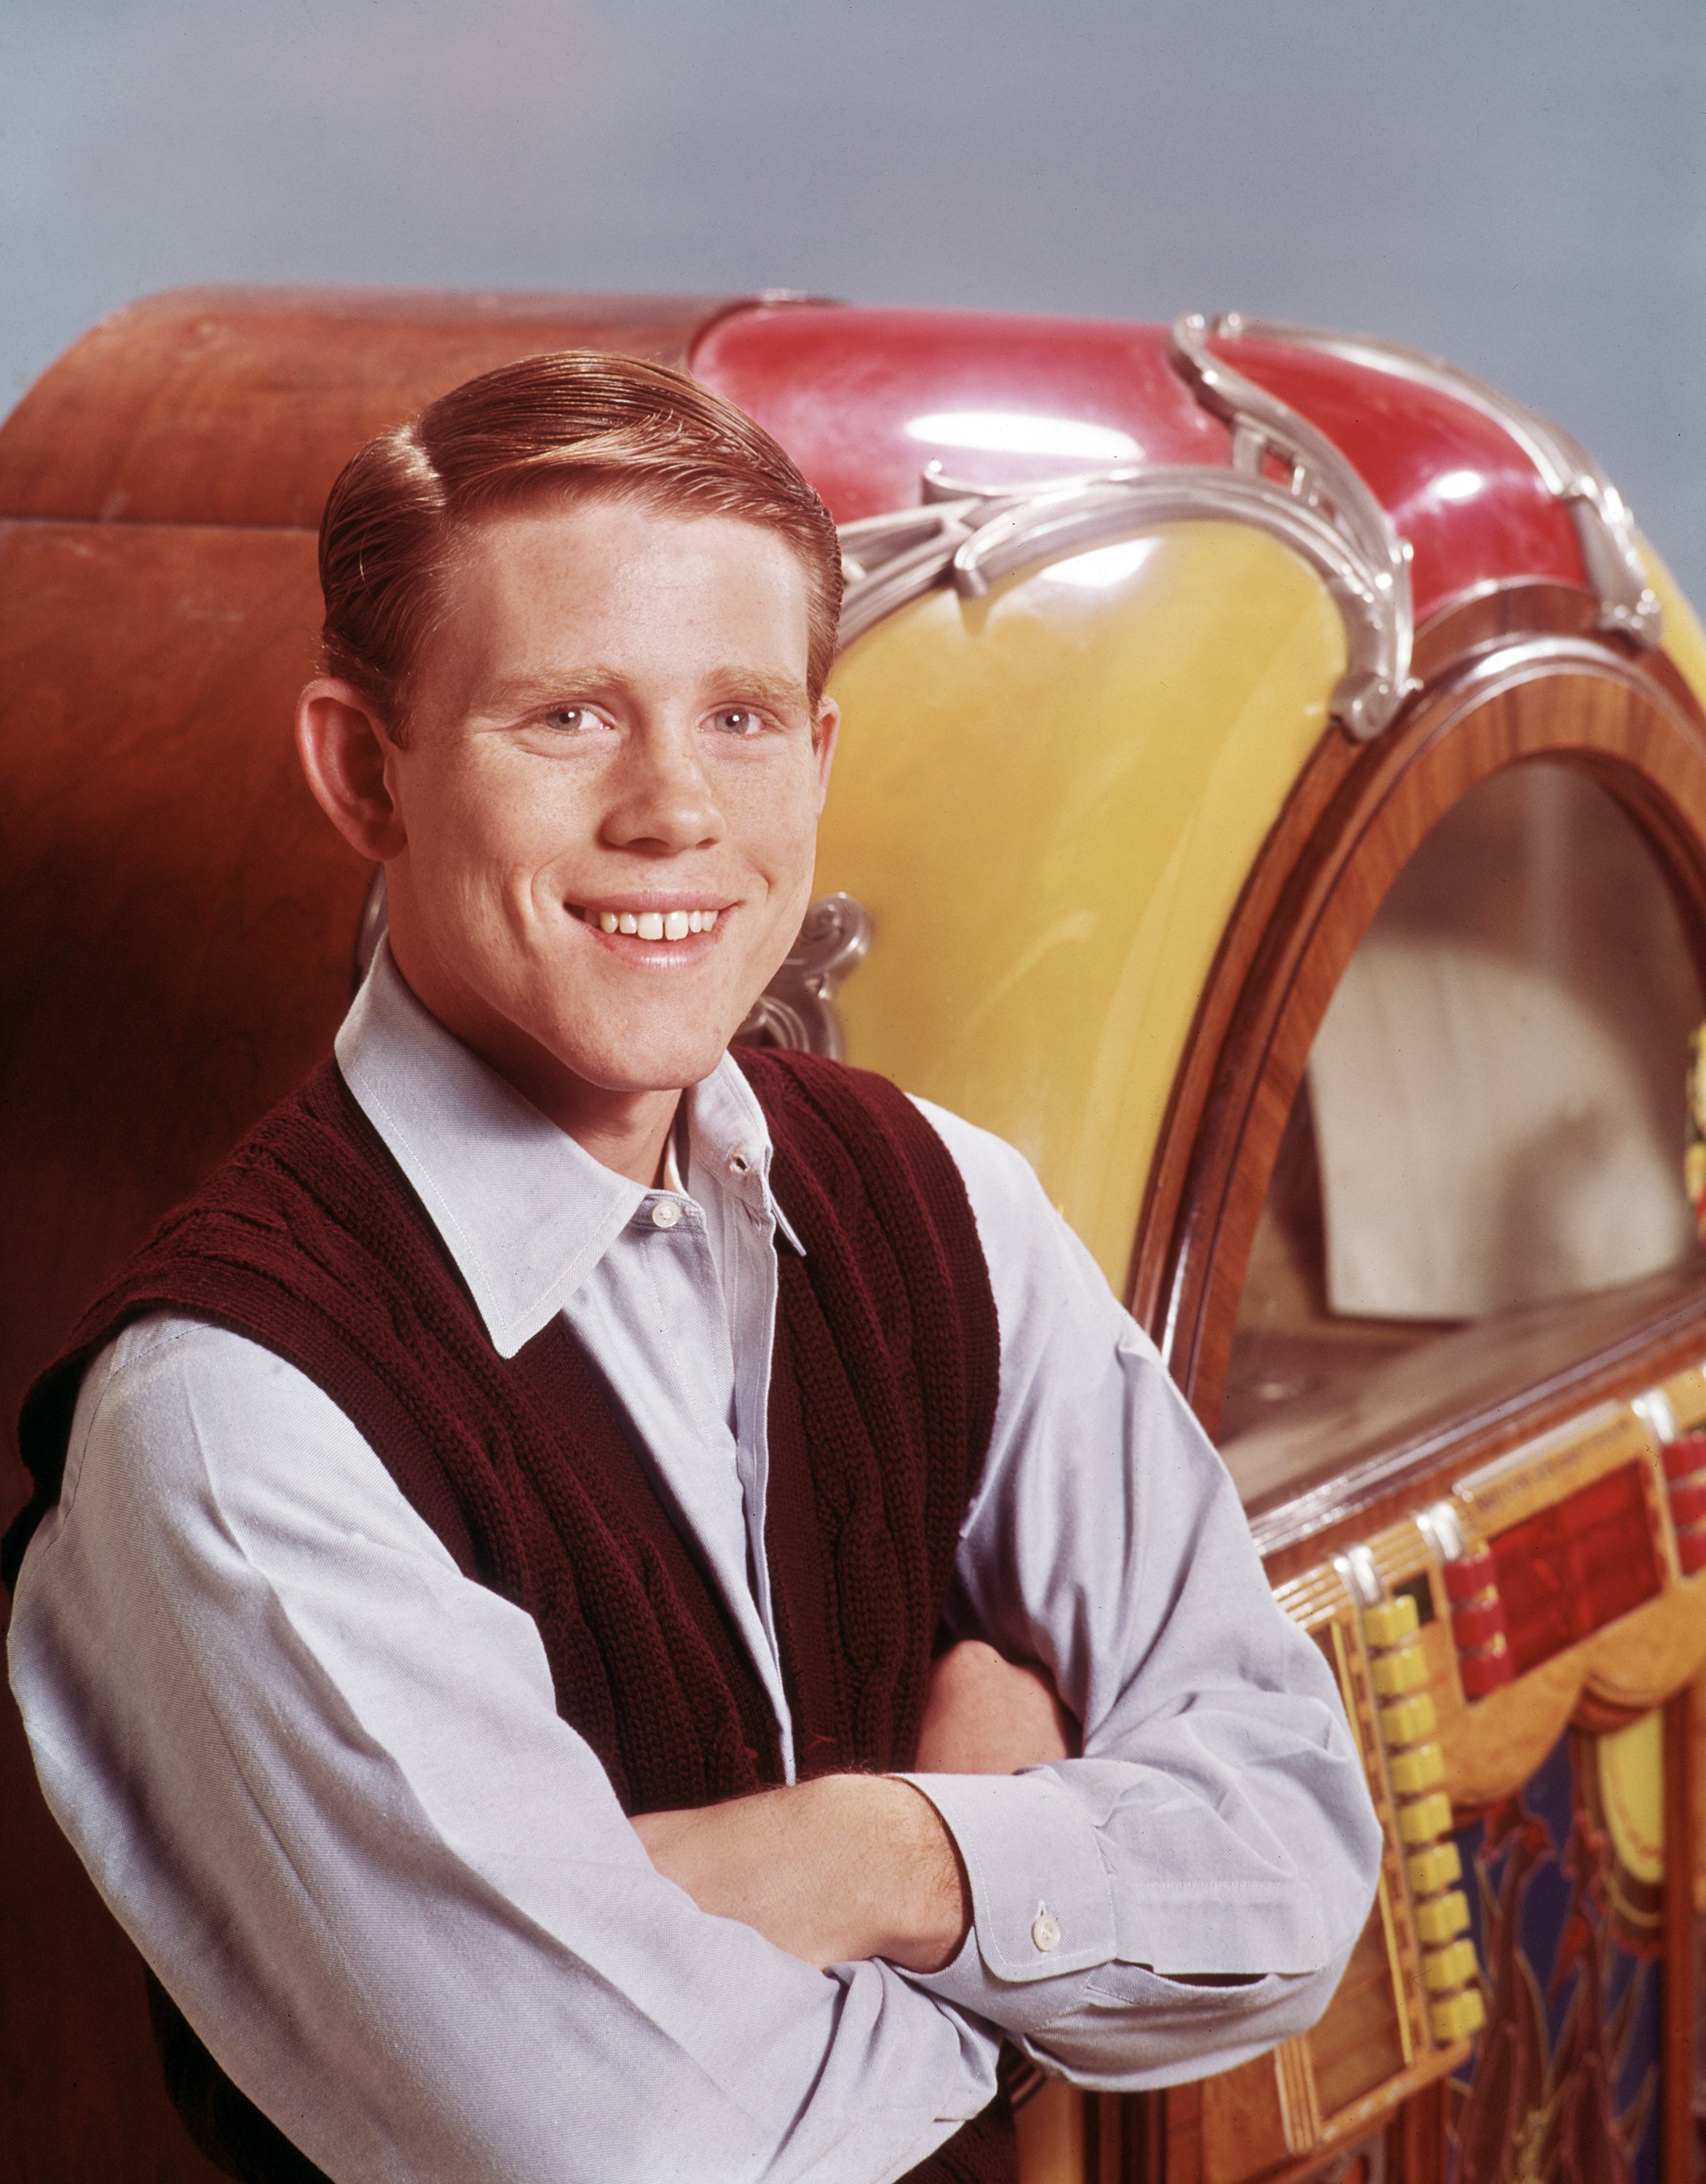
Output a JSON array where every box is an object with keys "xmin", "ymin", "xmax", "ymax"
[{"xmin": 8, "ymin": 947, "xmax": 1381, "ymax": 2184}]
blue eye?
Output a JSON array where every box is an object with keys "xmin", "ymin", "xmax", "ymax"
[
  {"xmin": 542, "ymin": 706, "xmax": 596, "ymax": 734},
  {"xmin": 715, "ymin": 709, "xmax": 762, "ymax": 735}
]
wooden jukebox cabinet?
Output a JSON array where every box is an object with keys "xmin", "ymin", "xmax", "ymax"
[{"xmin": 5, "ymin": 290, "xmax": 1706, "ymax": 2184}]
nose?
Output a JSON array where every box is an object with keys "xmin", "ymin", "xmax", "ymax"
[{"xmin": 600, "ymin": 721, "xmax": 725, "ymax": 855}]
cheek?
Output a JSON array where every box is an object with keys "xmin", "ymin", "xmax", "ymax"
[
  {"xmin": 414, "ymin": 753, "xmax": 581, "ymax": 883},
  {"xmin": 720, "ymin": 755, "xmax": 823, "ymax": 877}
]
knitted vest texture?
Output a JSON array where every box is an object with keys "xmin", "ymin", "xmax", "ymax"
[{"xmin": 10, "ymin": 1048, "xmax": 1015, "ymax": 2183}]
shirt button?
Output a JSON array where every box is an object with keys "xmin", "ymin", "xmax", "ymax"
[
  {"xmin": 1030, "ymin": 1907, "xmax": 1062, "ymax": 1954},
  {"xmin": 649, "ymin": 1199, "xmax": 682, "ymax": 1230}
]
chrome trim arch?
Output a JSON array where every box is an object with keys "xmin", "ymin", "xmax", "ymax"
[
  {"xmin": 840, "ymin": 460, "xmax": 1410, "ymax": 741},
  {"xmin": 1206, "ymin": 312, "xmax": 1662, "ymax": 649},
  {"xmin": 1166, "ymin": 312, "xmax": 1415, "ymax": 739}
]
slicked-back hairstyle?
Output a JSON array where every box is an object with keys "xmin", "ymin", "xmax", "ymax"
[{"xmin": 317, "ymin": 350, "xmax": 844, "ymax": 737}]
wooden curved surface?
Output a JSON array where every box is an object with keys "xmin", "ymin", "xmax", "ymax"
[{"xmin": 0, "ymin": 286, "xmax": 734, "ymax": 529}]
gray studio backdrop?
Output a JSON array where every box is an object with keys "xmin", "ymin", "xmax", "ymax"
[{"xmin": 6, "ymin": 0, "xmax": 1705, "ymax": 596}]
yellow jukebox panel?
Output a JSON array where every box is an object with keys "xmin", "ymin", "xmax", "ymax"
[
  {"xmin": 1193, "ymin": 1567, "xmax": 1475, "ymax": 2184},
  {"xmin": 816, "ymin": 521, "xmax": 1344, "ymax": 1291}
]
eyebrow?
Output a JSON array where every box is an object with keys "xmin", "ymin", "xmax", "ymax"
[{"xmin": 477, "ymin": 665, "xmax": 811, "ymax": 715}]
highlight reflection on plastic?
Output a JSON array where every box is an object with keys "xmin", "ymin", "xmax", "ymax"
[{"xmin": 901, "ymin": 411, "xmax": 1140, "ymax": 464}]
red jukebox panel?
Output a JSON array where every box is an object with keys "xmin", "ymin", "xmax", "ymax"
[{"xmin": 1486, "ymin": 1463, "xmax": 1662, "ymax": 1675}]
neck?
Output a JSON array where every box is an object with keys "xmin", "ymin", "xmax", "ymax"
[
  {"xmin": 475, "ymin": 1027, "xmax": 684, "ymax": 1186},
  {"xmin": 552, "ymin": 1084, "xmax": 683, "ymax": 1188}
]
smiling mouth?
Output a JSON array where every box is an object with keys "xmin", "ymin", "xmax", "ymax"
[{"xmin": 570, "ymin": 904, "xmax": 723, "ymax": 942}]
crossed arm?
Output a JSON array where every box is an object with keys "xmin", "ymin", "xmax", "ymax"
[{"xmin": 633, "ymin": 1640, "xmax": 1077, "ymax": 1973}]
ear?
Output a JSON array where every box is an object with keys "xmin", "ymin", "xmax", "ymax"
[
  {"xmin": 811, "ymin": 696, "xmax": 840, "ymax": 812},
  {"xmin": 296, "ymin": 678, "xmax": 408, "ymax": 860}
]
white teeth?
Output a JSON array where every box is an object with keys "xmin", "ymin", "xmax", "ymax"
[{"xmin": 593, "ymin": 906, "xmax": 722, "ymax": 939}]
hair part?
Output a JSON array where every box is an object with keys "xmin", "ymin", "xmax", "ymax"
[{"xmin": 317, "ymin": 351, "xmax": 844, "ymax": 740}]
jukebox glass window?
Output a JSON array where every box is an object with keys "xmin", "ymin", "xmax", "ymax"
[{"xmin": 1221, "ymin": 762, "xmax": 1705, "ymax": 1508}]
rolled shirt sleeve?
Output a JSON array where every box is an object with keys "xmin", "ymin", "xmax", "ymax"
[{"xmin": 901, "ymin": 1099, "xmax": 1384, "ymax": 2085}]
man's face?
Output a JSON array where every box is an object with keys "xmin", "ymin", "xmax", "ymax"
[{"xmin": 378, "ymin": 494, "xmax": 837, "ymax": 1104}]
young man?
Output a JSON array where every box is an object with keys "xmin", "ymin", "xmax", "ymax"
[{"xmin": 6, "ymin": 353, "xmax": 1380, "ymax": 2183}]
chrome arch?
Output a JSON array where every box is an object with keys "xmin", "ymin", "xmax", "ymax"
[
  {"xmin": 839, "ymin": 459, "xmax": 1412, "ymax": 743},
  {"xmin": 1202, "ymin": 312, "xmax": 1662, "ymax": 649}
]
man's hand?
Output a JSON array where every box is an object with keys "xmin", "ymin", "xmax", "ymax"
[
  {"xmin": 914, "ymin": 1639, "xmax": 1080, "ymax": 1775},
  {"xmin": 633, "ymin": 1642, "xmax": 1078, "ymax": 1972},
  {"xmin": 633, "ymin": 1773, "xmax": 968, "ymax": 1973}
]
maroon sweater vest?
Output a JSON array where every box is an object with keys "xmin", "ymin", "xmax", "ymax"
[{"xmin": 10, "ymin": 1048, "xmax": 1016, "ymax": 2184}]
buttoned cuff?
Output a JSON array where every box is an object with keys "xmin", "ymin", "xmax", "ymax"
[{"xmin": 895, "ymin": 1769, "xmax": 1116, "ymax": 1985}]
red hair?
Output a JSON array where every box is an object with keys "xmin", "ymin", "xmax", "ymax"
[{"xmin": 317, "ymin": 350, "xmax": 843, "ymax": 733}]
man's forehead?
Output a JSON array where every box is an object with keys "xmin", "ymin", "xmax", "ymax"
[
  {"xmin": 422, "ymin": 502, "xmax": 816, "ymax": 718},
  {"xmin": 453, "ymin": 494, "xmax": 806, "ymax": 582}
]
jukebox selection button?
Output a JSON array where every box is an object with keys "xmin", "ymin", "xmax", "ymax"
[
  {"xmin": 1398, "ymin": 1792, "xmax": 1455, "ymax": 1845},
  {"xmin": 1450, "ymin": 1596, "xmax": 1505, "ymax": 1650},
  {"xmin": 1662, "ymin": 1432, "xmax": 1706, "ymax": 1482},
  {"xmin": 1443, "ymin": 1549, "xmax": 1496, "ymax": 1603},
  {"xmin": 1421, "ymin": 1939, "xmax": 1479, "ymax": 1993},
  {"xmin": 1388, "ymin": 1743, "xmax": 1446, "ymax": 1797},
  {"xmin": 1362, "ymin": 1595, "xmax": 1421, "ymax": 1649},
  {"xmin": 1429, "ymin": 1987, "xmax": 1487, "ymax": 2043},
  {"xmin": 1440, "ymin": 1545, "xmax": 1517, "ymax": 1704},
  {"xmin": 1659, "ymin": 1435, "xmax": 1706, "ymax": 1572},
  {"xmin": 1457, "ymin": 1639, "xmax": 1515, "ymax": 1698},
  {"xmin": 1371, "ymin": 1644, "xmax": 1429, "ymax": 1698},
  {"xmin": 1381, "ymin": 1693, "xmax": 1438, "ymax": 1745},
  {"xmin": 1669, "ymin": 1476, "xmax": 1706, "ymax": 1527},
  {"xmin": 1414, "ymin": 1889, "xmax": 1471, "ymax": 1944},
  {"xmin": 1407, "ymin": 1842, "xmax": 1463, "ymax": 1895}
]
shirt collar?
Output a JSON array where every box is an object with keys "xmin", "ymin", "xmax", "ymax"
[{"xmin": 335, "ymin": 941, "xmax": 798, "ymax": 1358}]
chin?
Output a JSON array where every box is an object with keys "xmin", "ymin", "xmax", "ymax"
[{"xmin": 568, "ymin": 1028, "xmax": 739, "ymax": 1096}]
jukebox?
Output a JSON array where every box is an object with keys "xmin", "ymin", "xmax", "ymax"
[{"xmin": 4, "ymin": 288, "xmax": 1706, "ymax": 2184}]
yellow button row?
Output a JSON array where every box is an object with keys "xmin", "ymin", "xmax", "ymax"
[
  {"xmin": 1388, "ymin": 1743, "xmax": 1446, "ymax": 1797},
  {"xmin": 1407, "ymin": 1841, "xmax": 1463, "ymax": 1894},
  {"xmin": 1362, "ymin": 1594, "xmax": 1421, "ymax": 1649},
  {"xmin": 1398, "ymin": 1791, "xmax": 1455, "ymax": 1845},
  {"xmin": 1414, "ymin": 1889, "xmax": 1470, "ymax": 1945},
  {"xmin": 1381, "ymin": 1692, "xmax": 1438, "ymax": 1746},
  {"xmin": 1423, "ymin": 1938, "xmax": 1479, "ymax": 1993},
  {"xmin": 1372, "ymin": 1645, "xmax": 1429, "ymax": 1698},
  {"xmin": 1429, "ymin": 1986, "xmax": 1486, "ymax": 2043}
]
